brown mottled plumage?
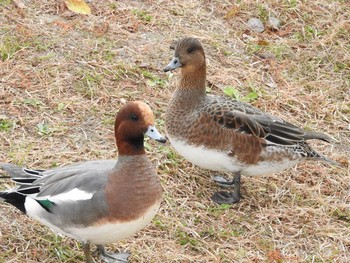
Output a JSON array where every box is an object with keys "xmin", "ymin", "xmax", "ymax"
[{"xmin": 164, "ymin": 37, "xmax": 337, "ymax": 204}]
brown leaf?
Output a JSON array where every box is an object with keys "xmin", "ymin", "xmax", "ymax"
[
  {"xmin": 224, "ymin": 6, "xmax": 239, "ymax": 19},
  {"xmin": 257, "ymin": 40, "xmax": 269, "ymax": 46},
  {"xmin": 267, "ymin": 249, "xmax": 283, "ymax": 263},
  {"xmin": 64, "ymin": 0, "xmax": 91, "ymax": 15}
]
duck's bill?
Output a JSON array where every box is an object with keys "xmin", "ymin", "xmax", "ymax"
[
  {"xmin": 163, "ymin": 57, "xmax": 182, "ymax": 72},
  {"xmin": 145, "ymin": 126, "xmax": 167, "ymax": 143}
]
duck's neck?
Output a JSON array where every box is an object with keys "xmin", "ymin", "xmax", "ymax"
[
  {"xmin": 177, "ymin": 65, "xmax": 206, "ymax": 96},
  {"xmin": 115, "ymin": 154, "xmax": 148, "ymax": 165},
  {"xmin": 117, "ymin": 137, "xmax": 146, "ymax": 156}
]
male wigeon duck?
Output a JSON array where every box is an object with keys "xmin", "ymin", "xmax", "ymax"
[
  {"xmin": 0, "ymin": 101, "xmax": 166, "ymax": 263},
  {"xmin": 163, "ymin": 37, "xmax": 337, "ymax": 205}
]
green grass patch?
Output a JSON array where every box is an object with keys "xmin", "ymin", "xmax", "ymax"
[
  {"xmin": 223, "ymin": 86, "xmax": 259, "ymax": 102},
  {"xmin": 23, "ymin": 98, "xmax": 43, "ymax": 108},
  {"xmin": 141, "ymin": 70, "xmax": 166, "ymax": 88},
  {"xmin": 46, "ymin": 236, "xmax": 77, "ymax": 262},
  {"xmin": 200, "ymin": 225, "xmax": 244, "ymax": 239},
  {"xmin": 153, "ymin": 217, "xmax": 167, "ymax": 231},
  {"xmin": 246, "ymin": 41, "xmax": 290, "ymax": 60},
  {"xmin": 285, "ymin": 0, "xmax": 298, "ymax": 8},
  {"xmin": 101, "ymin": 115, "xmax": 115, "ymax": 126},
  {"xmin": 294, "ymin": 26, "xmax": 324, "ymax": 42},
  {"xmin": 132, "ymin": 9, "xmax": 153, "ymax": 22},
  {"xmin": 31, "ymin": 37, "xmax": 58, "ymax": 52},
  {"xmin": 176, "ymin": 229, "xmax": 199, "ymax": 248},
  {"xmin": 75, "ymin": 69, "xmax": 103, "ymax": 99},
  {"xmin": 113, "ymin": 64, "xmax": 142, "ymax": 82},
  {"xmin": 55, "ymin": 102, "xmax": 66, "ymax": 112},
  {"xmin": 334, "ymin": 61, "xmax": 349, "ymax": 73},
  {"xmin": 332, "ymin": 208, "xmax": 350, "ymax": 222},
  {"xmin": 0, "ymin": 0, "xmax": 11, "ymax": 7},
  {"xmin": 258, "ymin": 4, "xmax": 269, "ymax": 22},
  {"xmin": 36, "ymin": 52, "xmax": 57, "ymax": 62},
  {"xmin": 37, "ymin": 121, "xmax": 52, "ymax": 136},
  {"xmin": 207, "ymin": 203, "xmax": 232, "ymax": 218},
  {"xmin": 0, "ymin": 119, "xmax": 13, "ymax": 132},
  {"xmin": 94, "ymin": 37, "xmax": 116, "ymax": 62},
  {"xmin": 0, "ymin": 36, "xmax": 27, "ymax": 61}
]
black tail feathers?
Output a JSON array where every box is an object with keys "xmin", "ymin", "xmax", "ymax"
[{"xmin": 0, "ymin": 192, "xmax": 26, "ymax": 214}]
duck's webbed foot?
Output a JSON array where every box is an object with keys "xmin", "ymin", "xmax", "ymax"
[
  {"xmin": 211, "ymin": 172, "xmax": 242, "ymax": 204},
  {"xmin": 211, "ymin": 191, "xmax": 241, "ymax": 204},
  {"xmin": 96, "ymin": 245, "xmax": 130, "ymax": 263}
]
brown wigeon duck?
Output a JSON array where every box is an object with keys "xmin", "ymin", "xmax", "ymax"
[
  {"xmin": 163, "ymin": 37, "xmax": 337, "ymax": 205},
  {"xmin": 0, "ymin": 101, "xmax": 166, "ymax": 263}
]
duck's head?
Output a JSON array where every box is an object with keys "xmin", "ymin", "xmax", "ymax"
[
  {"xmin": 115, "ymin": 101, "xmax": 166, "ymax": 155},
  {"xmin": 163, "ymin": 37, "xmax": 205, "ymax": 73}
]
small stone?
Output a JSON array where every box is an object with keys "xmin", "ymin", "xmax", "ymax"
[
  {"xmin": 38, "ymin": 14, "xmax": 60, "ymax": 24},
  {"xmin": 268, "ymin": 16, "xmax": 281, "ymax": 30},
  {"xmin": 247, "ymin": 17, "xmax": 265, "ymax": 33},
  {"xmin": 257, "ymin": 52, "xmax": 276, "ymax": 60}
]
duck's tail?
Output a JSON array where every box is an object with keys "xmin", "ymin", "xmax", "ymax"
[
  {"xmin": 313, "ymin": 155, "xmax": 341, "ymax": 167},
  {"xmin": 1, "ymin": 163, "xmax": 43, "ymax": 197},
  {"xmin": 0, "ymin": 191, "xmax": 26, "ymax": 213},
  {"xmin": 304, "ymin": 131, "xmax": 334, "ymax": 142},
  {"xmin": 0, "ymin": 163, "xmax": 43, "ymax": 185},
  {"xmin": 304, "ymin": 131, "xmax": 350, "ymax": 152},
  {"xmin": 0, "ymin": 163, "xmax": 40, "ymax": 213},
  {"xmin": 301, "ymin": 141, "xmax": 341, "ymax": 167}
]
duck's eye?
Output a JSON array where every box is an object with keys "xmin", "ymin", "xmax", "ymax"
[
  {"xmin": 131, "ymin": 114, "xmax": 139, "ymax": 121},
  {"xmin": 187, "ymin": 47, "xmax": 195, "ymax": 53}
]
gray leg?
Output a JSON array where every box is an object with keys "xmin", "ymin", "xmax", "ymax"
[
  {"xmin": 97, "ymin": 245, "xmax": 130, "ymax": 263},
  {"xmin": 83, "ymin": 242, "xmax": 94, "ymax": 263},
  {"xmin": 212, "ymin": 175, "xmax": 235, "ymax": 187},
  {"xmin": 211, "ymin": 172, "xmax": 242, "ymax": 204}
]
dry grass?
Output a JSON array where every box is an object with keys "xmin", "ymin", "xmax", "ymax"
[{"xmin": 0, "ymin": 0, "xmax": 349, "ymax": 262}]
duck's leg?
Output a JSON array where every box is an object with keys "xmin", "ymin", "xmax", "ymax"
[
  {"xmin": 212, "ymin": 174, "xmax": 235, "ymax": 187},
  {"xmin": 83, "ymin": 242, "xmax": 94, "ymax": 263},
  {"xmin": 211, "ymin": 172, "xmax": 242, "ymax": 204},
  {"xmin": 96, "ymin": 245, "xmax": 130, "ymax": 263}
]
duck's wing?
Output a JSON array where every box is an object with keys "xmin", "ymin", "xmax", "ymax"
[
  {"xmin": 0, "ymin": 160, "xmax": 116, "ymax": 196},
  {"xmin": 204, "ymin": 96, "xmax": 331, "ymax": 146}
]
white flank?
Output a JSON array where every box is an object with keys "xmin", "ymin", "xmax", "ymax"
[
  {"xmin": 25, "ymin": 198, "xmax": 160, "ymax": 244},
  {"xmin": 169, "ymin": 137, "xmax": 242, "ymax": 173},
  {"xmin": 242, "ymin": 159, "xmax": 300, "ymax": 176},
  {"xmin": 67, "ymin": 201, "xmax": 161, "ymax": 244},
  {"xmin": 169, "ymin": 137, "xmax": 301, "ymax": 176},
  {"xmin": 36, "ymin": 188, "xmax": 94, "ymax": 203},
  {"xmin": 25, "ymin": 197, "xmax": 76, "ymax": 238}
]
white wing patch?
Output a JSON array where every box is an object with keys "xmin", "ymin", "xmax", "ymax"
[{"xmin": 36, "ymin": 188, "xmax": 94, "ymax": 203}]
